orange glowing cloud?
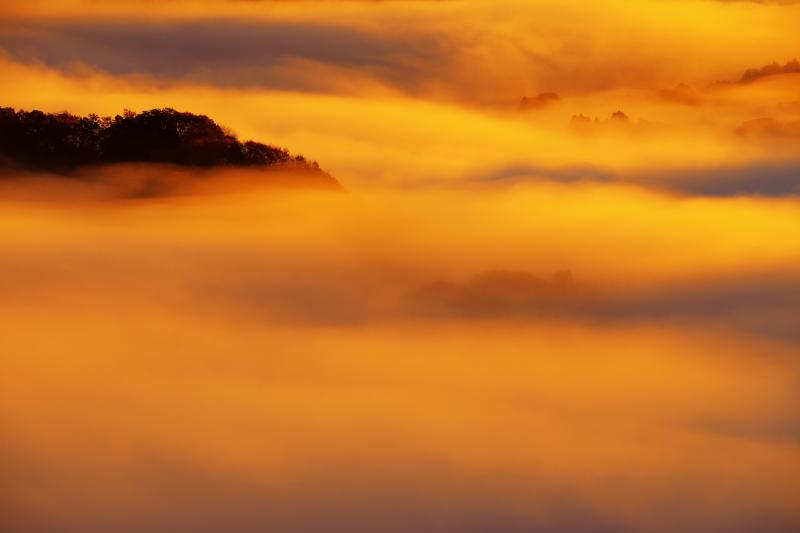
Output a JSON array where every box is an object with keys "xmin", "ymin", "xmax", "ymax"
[{"xmin": 2, "ymin": 2, "xmax": 800, "ymax": 533}]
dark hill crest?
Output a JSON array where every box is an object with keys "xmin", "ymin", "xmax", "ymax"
[{"xmin": 0, "ymin": 107, "xmax": 334, "ymax": 182}]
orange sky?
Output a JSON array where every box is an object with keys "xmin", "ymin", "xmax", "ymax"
[
  {"xmin": 1, "ymin": 0, "xmax": 799, "ymax": 189},
  {"xmin": 1, "ymin": 2, "xmax": 800, "ymax": 532}
]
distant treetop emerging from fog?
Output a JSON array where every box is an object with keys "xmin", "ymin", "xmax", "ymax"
[{"xmin": 0, "ymin": 107, "xmax": 328, "ymax": 175}]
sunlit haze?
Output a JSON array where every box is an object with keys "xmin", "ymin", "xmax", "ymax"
[{"xmin": 1, "ymin": 1, "xmax": 799, "ymax": 532}]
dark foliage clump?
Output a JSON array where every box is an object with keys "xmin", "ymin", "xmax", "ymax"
[{"xmin": 0, "ymin": 107, "xmax": 324, "ymax": 173}]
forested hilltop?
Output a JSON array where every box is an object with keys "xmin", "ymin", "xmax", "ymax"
[{"xmin": 0, "ymin": 107, "xmax": 333, "ymax": 179}]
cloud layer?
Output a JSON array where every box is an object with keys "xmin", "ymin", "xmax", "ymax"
[
  {"xmin": 2, "ymin": 183, "xmax": 800, "ymax": 532},
  {"xmin": 1, "ymin": 2, "xmax": 800, "ymax": 532}
]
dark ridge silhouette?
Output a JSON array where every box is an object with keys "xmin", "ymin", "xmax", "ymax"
[
  {"xmin": 738, "ymin": 58, "xmax": 800, "ymax": 84},
  {"xmin": 713, "ymin": 59, "xmax": 800, "ymax": 88},
  {"xmin": 610, "ymin": 110, "xmax": 629, "ymax": 122},
  {"xmin": 414, "ymin": 270, "xmax": 598, "ymax": 318},
  {"xmin": 657, "ymin": 83, "xmax": 702, "ymax": 106},
  {"xmin": 518, "ymin": 92, "xmax": 561, "ymax": 111},
  {"xmin": 569, "ymin": 114, "xmax": 596, "ymax": 135},
  {"xmin": 0, "ymin": 107, "xmax": 335, "ymax": 182}
]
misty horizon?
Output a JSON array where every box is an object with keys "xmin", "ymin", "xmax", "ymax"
[{"xmin": 1, "ymin": 1, "xmax": 799, "ymax": 533}]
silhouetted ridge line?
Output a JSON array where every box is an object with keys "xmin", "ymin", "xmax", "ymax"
[{"xmin": 0, "ymin": 107, "xmax": 331, "ymax": 177}]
